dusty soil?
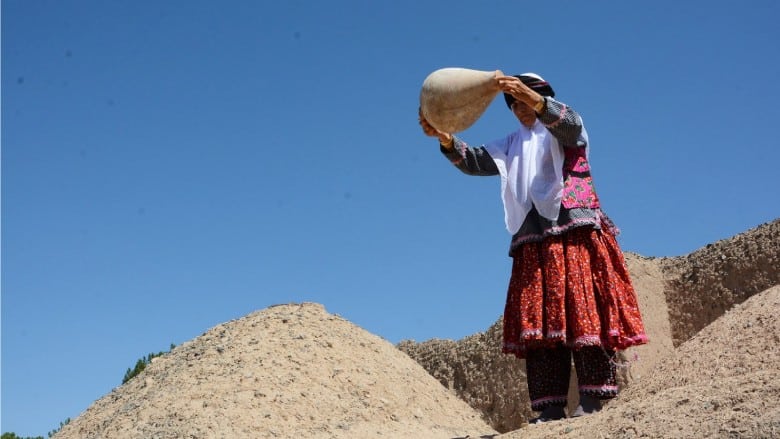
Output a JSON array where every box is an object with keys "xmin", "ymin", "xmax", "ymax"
[
  {"xmin": 55, "ymin": 219, "xmax": 779, "ymax": 439},
  {"xmin": 55, "ymin": 303, "xmax": 495, "ymax": 439},
  {"xmin": 397, "ymin": 251, "xmax": 678, "ymax": 432},
  {"xmin": 498, "ymin": 285, "xmax": 780, "ymax": 439},
  {"xmin": 400, "ymin": 219, "xmax": 779, "ymax": 434},
  {"xmin": 660, "ymin": 220, "xmax": 780, "ymax": 345}
]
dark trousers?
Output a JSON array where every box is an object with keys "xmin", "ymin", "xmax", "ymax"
[{"xmin": 526, "ymin": 345, "xmax": 618, "ymax": 411}]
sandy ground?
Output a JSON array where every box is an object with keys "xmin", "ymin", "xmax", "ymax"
[
  {"xmin": 400, "ymin": 219, "xmax": 779, "ymax": 434},
  {"xmin": 55, "ymin": 219, "xmax": 779, "ymax": 438},
  {"xmin": 498, "ymin": 285, "xmax": 780, "ymax": 439},
  {"xmin": 55, "ymin": 302, "xmax": 495, "ymax": 439}
]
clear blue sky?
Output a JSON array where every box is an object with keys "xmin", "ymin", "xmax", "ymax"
[{"xmin": 2, "ymin": 1, "xmax": 778, "ymax": 436}]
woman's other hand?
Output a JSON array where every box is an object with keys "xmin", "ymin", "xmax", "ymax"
[
  {"xmin": 497, "ymin": 75, "xmax": 543, "ymax": 109},
  {"xmin": 418, "ymin": 108, "xmax": 453, "ymax": 147},
  {"xmin": 497, "ymin": 75, "xmax": 523, "ymax": 95}
]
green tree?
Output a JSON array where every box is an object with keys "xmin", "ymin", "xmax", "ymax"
[
  {"xmin": 2, "ymin": 433, "xmax": 44, "ymax": 439},
  {"xmin": 47, "ymin": 418, "xmax": 70, "ymax": 438},
  {"xmin": 122, "ymin": 343, "xmax": 176, "ymax": 384},
  {"xmin": 2, "ymin": 417, "xmax": 70, "ymax": 439}
]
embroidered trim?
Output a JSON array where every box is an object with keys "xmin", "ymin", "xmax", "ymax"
[
  {"xmin": 531, "ymin": 395, "xmax": 568, "ymax": 406},
  {"xmin": 626, "ymin": 334, "xmax": 649, "ymax": 344},
  {"xmin": 544, "ymin": 104, "xmax": 568, "ymax": 129},
  {"xmin": 572, "ymin": 335, "xmax": 602, "ymax": 348},
  {"xmin": 509, "ymin": 210, "xmax": 621, "ymax": 250},
  {"xmin": 511, "ymin": 216, "xmax": 601, "ymax": 246},
  {"xmin": 546, "ymin": 330, "xmax": 566, "ymax": 339},
  {"xmin": 502, "ymin": 332, "xmax": 649, "ymax": 356},
  {"xmin": 579, "ymin": 384, "xmax": 619, "ymax": 393},
  {"xmin": 456, "ymin": 140, "xmax": 467, "ymax": 156},
  {"xmin": 521, "ymin": 329, "xmax": 543, "ymax": 338}
]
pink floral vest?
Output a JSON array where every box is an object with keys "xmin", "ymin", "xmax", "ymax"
[{"xmin": 561, "ymin": 147, "xmax": 600, "ymax": 209}]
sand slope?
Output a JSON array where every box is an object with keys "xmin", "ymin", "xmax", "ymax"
[
  {"xmin": 54, "ymin": 219, "xmax": 779, "ymax": 438},
  {"xmin": 401, "ymin": 219, "xmax": 779, "ymax": 433},
  {"xmin": 498, "ymin": 285, "xmax": 780, "ymax": 439},
  {"xmin": 55, "ymin": 303, "xmax": 495, "ymax": 439},
  {"xmin": 660, "ymin": 219, "xmax": 780, "ymax": 345},
  {"xmin": 396, "ymin": 251, "xmax": 679, "ymax": 433}
]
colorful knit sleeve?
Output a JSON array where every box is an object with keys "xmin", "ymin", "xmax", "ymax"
[
  {"xmin": 537, "ymin": 97, "xmax": 586, "ymax": 147},
  {"xmin": 440, "ymin": 137, "xmax": 499, "ymax": 176}
]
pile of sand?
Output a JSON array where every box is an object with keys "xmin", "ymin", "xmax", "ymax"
[
  {"xmin": 398, "ymin": 324, "xmax": 531, "ymax": 433},
  {"xmin": 400, "ymin": 219, "xmax": 778, "ymax": 434},
  {"xmin": 54, "ymin": 219, "xmax": 779, "ymax": 438},
  {"xmin": 660, "ymin": 219, "xmax": 779, "ymax": 345},
  {"xmin": 55, "ymin": 303, "xmax": 495, "ymax": 439},
  {"xmin": 498, "ymin": 285, "xmax": 780, "ymax": 438},
  {"xmin": 397, "ymin": 251, "xmax": 676, "ymax": 432}
]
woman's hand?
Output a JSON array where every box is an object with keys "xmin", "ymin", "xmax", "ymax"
[
  {"xmin": 418, "ymin": 108, "xmax": 453, "ymax": 147},
  {"xmin": 497, "ymin": 75, "xmax": 543, "ymax": 109}
]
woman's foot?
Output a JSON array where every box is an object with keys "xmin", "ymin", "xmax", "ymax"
[
  {"xmin": 529, "ymin": 405, "xmax": 566, "ymax": 423},
  {"xmin": 571, "ymin": 394, "xmax": 602, "ymax": 417}
]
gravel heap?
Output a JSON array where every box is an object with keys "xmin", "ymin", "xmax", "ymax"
[
  {"xmin": 499, "ymin": 285, "xmax": 780, "ymax": 439},
  {"xmin": 54, "ymin": 219, "xmax": 779, "ymax": 438},
  {"xmin": 400, "ymin": 219, "xmax": 779, "ymax": 433},
  {"xmin": 55, "ymin": 303, "xmax": 495, "ymax": 439}
]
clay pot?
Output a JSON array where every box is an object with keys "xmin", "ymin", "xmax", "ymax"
[{"xmin": 419, "ymin": 68, "xmax": 502, "ymax": 133}]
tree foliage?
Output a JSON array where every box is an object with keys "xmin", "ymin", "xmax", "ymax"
[
  {"xmin": 2, "ymin": 433, "xmax": 44, "ymax": 439},
  {"xmin": 2, "ymin": 418, "xmax": 70, "ymax": 439},
  {"xmin": 122, "ymin": 343, "xmax": 176, "ymax": 384},
  {"xmin": 4, "ymin": 343, "xmax": 176, "ymax": 439},
  {"xmin": 47, "ymin": 419, "xmax": 70, "ymax": 438}
]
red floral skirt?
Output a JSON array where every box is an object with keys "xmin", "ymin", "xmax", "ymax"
[{"xmin": 502, "ymin": 226, "xmax": 648, "ymax": 359}]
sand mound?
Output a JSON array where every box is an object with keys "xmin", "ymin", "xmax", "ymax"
[
  {"xmin": 398, "ymin": 252, "xmax": 677, "ymax": 433},
  {"xmin": 497, "ymin": 285, "xmax": 780, "ymax": 439},
  {"xmin": 660, "ymin": 220, "xmax": 780, "ymax": 345},
  {"xmin": 54, "ymin": 219, "xmax": 780, "ymax": 438},
  {"xmin": 398, "ymin": 324, "xmax": 530, "ymax": 433},
  {"xmin": 400, "ymin": 219, "xmax": 778, "ymax": 433},
  {"xmin": 54, "ymin": 303, "xmax": 496, "ymax": 439}
]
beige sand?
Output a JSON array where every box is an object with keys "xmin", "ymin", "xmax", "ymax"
[{"xmin": 55, "ymin": 219, "xmax": 779, "ymax": 438}]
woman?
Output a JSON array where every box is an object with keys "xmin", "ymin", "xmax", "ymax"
[{"xmin": 419, "ymin": 73, "xmax": 648, "ymax": 422}]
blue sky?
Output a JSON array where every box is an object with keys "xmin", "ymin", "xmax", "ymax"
[{"xmin": 2, "ymin": 0, "xmax": 778, "ymax": 436}]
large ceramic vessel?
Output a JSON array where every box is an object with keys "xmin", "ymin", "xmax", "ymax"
[{"xmin": 419, "ymin": 68, "xmax": 502, "ymax": 133}]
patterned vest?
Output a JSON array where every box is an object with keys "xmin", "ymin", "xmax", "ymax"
[{"xmin": 562, "ymin": 147, "xmax": 600, "ymax": 209}]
